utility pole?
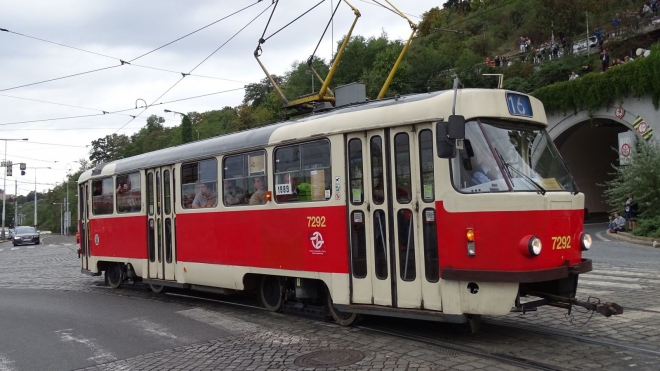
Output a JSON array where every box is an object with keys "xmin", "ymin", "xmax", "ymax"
[{"xmin": 14, "ymin": 180, "xmax": 17, "ymax": 228}]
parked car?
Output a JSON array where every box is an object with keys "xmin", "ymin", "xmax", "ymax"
[{"xmin": 12, "ymin": 226, "xmax": 40, "ymax": 246}]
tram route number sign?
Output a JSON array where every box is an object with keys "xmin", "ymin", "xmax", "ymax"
[{"xmin": 505, "ymin": 93, "xmax": 533, "ymax": 118}]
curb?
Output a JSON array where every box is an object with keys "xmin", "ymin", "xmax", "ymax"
[{"xmin": 606, "ymin": 231, "xmax": 659, "ymax": 248}]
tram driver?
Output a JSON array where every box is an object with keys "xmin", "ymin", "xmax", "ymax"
[{"xmin": 192, "ymin": 182, "xmax": 218, "ymax": 208}]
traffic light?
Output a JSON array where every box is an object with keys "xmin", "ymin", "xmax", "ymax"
[
  {"xmin": 19, "ymin": 163, "xmax": 26, "ymax": 170},
  {"xmin": 21, "ymin": 170, "xmax": 25, "ymax": 176},
  {"xmin": 6, "ymin": 166, "xmax": 11, "ymax": 177}
]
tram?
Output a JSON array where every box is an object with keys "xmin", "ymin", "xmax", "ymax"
[{"xmin": 78, "ymin": 85, "xmax": 621, "ymax": 328}]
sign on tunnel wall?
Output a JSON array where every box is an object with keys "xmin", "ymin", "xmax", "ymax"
[
  {"xmin": 618, "ymin": 131, "xmax": 636, "ymax": 165},
  {"xmin": 633, "ymin": 116, "xmax": 654, "ymax": 141}
]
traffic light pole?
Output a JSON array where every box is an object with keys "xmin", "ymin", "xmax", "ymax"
[{"xmin": 2, "ymin": 140, "xmax": 6, "ymax": 239}]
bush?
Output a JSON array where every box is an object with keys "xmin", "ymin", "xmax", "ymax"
[{"xmin": 633, "ymin": 216, "xmax": 660, "ymax": 238}]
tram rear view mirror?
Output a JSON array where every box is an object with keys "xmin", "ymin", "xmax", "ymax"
[
  {"xmin": 436, "ymin": 121, "xmax": 456, "ymax": 159},
  {"xmin": 448, "ymin": 115, "xmax": 465, "ymax": 140}
]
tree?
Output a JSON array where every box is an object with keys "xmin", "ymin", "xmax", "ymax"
[
  {"xmin": 181, "ymin": 115, "xmax": 193, "ymax": 144},
  {"xmin": 89, "ymin": 133, "xmax": 130, "ymax": 165},
  {"xmin": 604, "ymin": 141, "xmax": 660, "ymax": 237}
]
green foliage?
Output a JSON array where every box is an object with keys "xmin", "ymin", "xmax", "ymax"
[
  {"xmin": 633, "ymin": 216, "xmax": 660, "ymax": 238},
  {"xmin": 533, "ymin": 46, "xmax": 660, "ymax": 113},
  {"xmin": 181, "ymin": 115, "xmax": 193, "ymax": 144},
  {"xmin": 604, "ymin": 141, "xmax": 660, "ymax": 237}
]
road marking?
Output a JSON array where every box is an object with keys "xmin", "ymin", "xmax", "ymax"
[
  {"xmin": 27, "ymin": 246, "xmax": 35, "ymax": 249},
  {"xmin": 10, "ymin": 248, "xmax": 18, "ymax": 251},
  {"xmin": 177, "ymin": 307, "xmax": 261, "ymax": 335},
  {"xmin": 594, "ymin": 269, "xmax": 660, "ymax": 279},
  {"xmin": 582, "ymin": 274, "xmax": 640, "ymax": 282},
  {"xmin": 55, "ymin": 329, "xmax": 116, "ymax": 364},
  {"xmin": 122, "ymin": 317, "xmax": 188, "ymax": 343},
  {"xmin": 63, "ymin": 243, "xmax": 73, "ymax": 246},
  {"xmin": 0, "ymin": 353, "xmax": 16, "ymax": 371},
  {"xmin": 595, "ymin": 231, "xmax": 610, "ymax": 242},
  {"xmin": 578, "ymin": 279, "xmax": 642, "ymax": 289},
  {"xmin": 0, "ymin": 249, "xmax": 3, "ymax": 252}
]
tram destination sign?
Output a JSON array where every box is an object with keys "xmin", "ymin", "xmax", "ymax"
[{"xmin": 505, "ymin": 92, "xmax": 533, "ymax": 118}]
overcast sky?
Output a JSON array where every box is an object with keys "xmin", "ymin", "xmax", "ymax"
[{"xmin": 0, "ymin": 0, "xmax": 444, "ymax": 195}]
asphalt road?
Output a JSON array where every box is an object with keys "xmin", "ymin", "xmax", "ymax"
[
  {"xmin": 583, "ymin": 222, "xmax": 660, "ymax": 269},
  {"xmin": 0, "ymin": 287, "xmax": 233, "ymax": 371}
]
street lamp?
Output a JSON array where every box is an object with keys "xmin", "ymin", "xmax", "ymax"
[
  {"xmin": 30, "ymin": 166, "xmax": 53, "ymax": 231},
  {"xmin": 1, "ymin": 138, "xmax": 28, "ymax": 239}
]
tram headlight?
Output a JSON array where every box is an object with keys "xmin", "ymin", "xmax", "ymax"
[
  {"xmin": 528, "ymin": 236, "xmax": 542, "ymax": 257},
  {"xmin": 581, "ymin": 232, "xmax": 592, "ymax": 251}
]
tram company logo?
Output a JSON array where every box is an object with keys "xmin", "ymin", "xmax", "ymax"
[{"xmin": 309, "ymin": 231, "xmax": 326, "ymax": 255}]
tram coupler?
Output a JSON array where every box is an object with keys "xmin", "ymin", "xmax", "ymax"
[{"xmin": 527, "ymin": 290, "xmax": 623, "ymax": 317}]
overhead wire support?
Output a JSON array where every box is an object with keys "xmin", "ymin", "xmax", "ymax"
[
  {"xmin": 372, "ymin": 0, "xmax": 417, "ymax": 100},
  {"xmin": 254, "ymin": 0, "xmax": 361, "ymax": 109},
  {"xmin": 114, "ymin": 2, "xmax": 273, "ymax": 134}
]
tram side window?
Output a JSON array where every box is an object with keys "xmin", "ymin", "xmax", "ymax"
[
  {"xmin": 348, "ymin": 139, "xmax": 364, "ymax": 205},
  {"xmin": 419, "ymin": 130, "xmax": 435, "ymax": 202},
  {"xmin": 92, "ymin": 178, "xmax": 114, "ymax": 215},
  {"xmin": 116, "ymin": 172, "xmax": 141, "ymax": 213},
  {"xmin": 223, "ymin": 150, "xmax": 268, "ymax": 206},
  {"xmin": 181, "ymin": 159, "xmax": 218, "ymax": 209},
  {"xmin": 274, "ymin": 140, "xmax": 331, "ymax": 203}
]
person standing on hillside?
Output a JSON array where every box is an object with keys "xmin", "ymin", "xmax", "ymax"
[
  {"xmin": 600, "ymin": 49, "xmax": 610, "ymax": 72},
  {"xmin": 625, "ymin": 194, "xmax": 639, "ymax": 230},
  {"xmin": 519, "ymin": 36, "xmax": 526, "ymax": 53}
]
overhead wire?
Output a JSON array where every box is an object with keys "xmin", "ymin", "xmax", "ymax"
[
  {"xmin": 311, "ymin": 0, "xmax": 342, "ymax": 61},
  {"xmin": 261, "ymin": 0, "xmax": 326, "ymax": 43},
  {"xmin": 355, "ymin": 0, "xmax": 420, "ymax": 19},
  {"xmin": 127, "ymin": 0, "xmax": 265, "ymax": 63},
  {"xmin": 15, "ymin": 141, "xmax": 88, "ymax": 148},
  {"xmin": 0, "ymin": 1, "xmax": 262, "ymax": 92},
  {"xmin": 0, "ymin": 153, "xmax": 60, "ymax": 164},
  {"xmin": 113, "ymin": 2, "xmax": 274, "ymax": 134}
]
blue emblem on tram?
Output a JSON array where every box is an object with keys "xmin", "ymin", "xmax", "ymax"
[{"xmin": 506, "ymin": 93, "xmax": 533, "ymax": 117}]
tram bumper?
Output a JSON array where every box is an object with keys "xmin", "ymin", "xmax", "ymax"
[{"xmin": 441, "ymin": 259, "xmax": 592, "ymax": 283}]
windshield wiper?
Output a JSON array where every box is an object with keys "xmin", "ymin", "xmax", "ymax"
[{"xmin": 494, "ymin": 148, "xmax": 547, "ymax": 195}]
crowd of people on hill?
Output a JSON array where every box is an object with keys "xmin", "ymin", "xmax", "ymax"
[{"xmin": 483, "ymin": 1, "xmax": 658, "ymax": 78}]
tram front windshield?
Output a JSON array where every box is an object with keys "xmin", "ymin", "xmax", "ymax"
[{"xmin": 452, "ymin": 120, "xmax": 575, "ymax": 193}]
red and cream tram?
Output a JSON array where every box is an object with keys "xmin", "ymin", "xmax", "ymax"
[{"xmin": 78, "ymin": 87, "xmax": 621, "ymax": 327}]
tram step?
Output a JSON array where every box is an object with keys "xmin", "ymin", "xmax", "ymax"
[
  {"xmin": 283, "ymin": 301, "xmax": 326, "ymax": 320},
  {"xmin": 143, "ymin": 278, "xmax": 190, "ymax": 289}
]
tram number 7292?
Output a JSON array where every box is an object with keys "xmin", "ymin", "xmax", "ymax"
[
  {"xmin": 307, "ymin": 216, "xmax": 327, "ymax": 228},
  {"xmin": 552, "ymin": 236, "xmax": 571, "ymax": 250}
]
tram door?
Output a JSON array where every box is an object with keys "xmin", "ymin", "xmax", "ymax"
[
  {"xmin": 79, "ymin": 184, "xmax": 89, "ymax": 271},
  {"xmin": 147, "ymin": 167, "xmax": 177, "ymax": 280},
  {"xmin": 347, "ymin": 127, "xmax": 424, "ymax": 309}
]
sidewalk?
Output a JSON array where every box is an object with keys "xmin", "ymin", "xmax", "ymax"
[{"xmin": 606, "ymin": 230, "xmax": 659, "ymax": 248}]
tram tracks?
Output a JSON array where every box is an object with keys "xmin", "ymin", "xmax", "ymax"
[
  {"xmin": 356, "ymin": 325, "xmax": 568, "ymax": 371},
  {"xmin": 98, "ymin": 284, "xmax": 660, "ymax": 369}
]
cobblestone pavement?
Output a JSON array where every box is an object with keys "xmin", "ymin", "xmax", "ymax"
[{"xmin": 0, "ymin": 235, "xmax": 658, "ymax": 370}]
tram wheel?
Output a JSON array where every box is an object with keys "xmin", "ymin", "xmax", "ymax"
[
  {"xmin": 259, "ymin": 276, "xmax": 282, "ymax": 312},
  {"xmin": 326, "ymin": 291, "xmax": 359, "ymax": 326},
  {"xmin": 149, "ymin": 284, "xmax": 167, "ymax": 294},
  {"xmin": 106, "ymin": 263, "xmax": 123, "ymax": 289}
]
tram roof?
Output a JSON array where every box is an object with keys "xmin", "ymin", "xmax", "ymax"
[{"xmin": 79, "ymin": 89, "xmax": 547, "ymax": 183}]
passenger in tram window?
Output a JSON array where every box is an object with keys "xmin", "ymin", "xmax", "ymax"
[
  {"xmin": 470, "ymin": 146, "xmax": 502, "ymax": 185},
  {"xmin": 192, "ymin": 182, "xmax": 218, "ymax": 208},
  {"xmin": 224, "ymin": 180, "xmax": 245, "ymax": 206},
  {"xmin": 93, "ymin": 182, "xmax": 102, "ymax": 196},
  {"xmin": 249, "ymin": 176, "xmax": 267, "ymax": 205}
]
